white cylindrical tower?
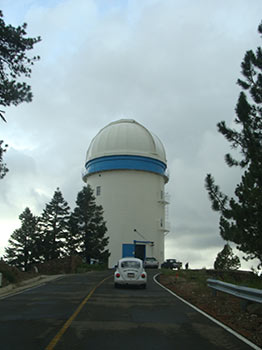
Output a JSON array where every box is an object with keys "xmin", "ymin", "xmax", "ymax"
[{"xmin": 82, "ymin": 119, "xmax": 169, "ymax": 268}]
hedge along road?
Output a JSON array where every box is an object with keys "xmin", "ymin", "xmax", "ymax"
[{"xmin": 0, "ymin": 270, "xmax": 257, "ymax": 350}]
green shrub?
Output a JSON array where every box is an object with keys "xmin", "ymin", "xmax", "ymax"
[{"xmin": 76, "ymin": 263, "xmax": 108, "ymax": 273}]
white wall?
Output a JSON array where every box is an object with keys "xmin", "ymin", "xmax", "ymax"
[{"xmin": 85, "ymin": 169, "xmax": 167, "ymax": 268}]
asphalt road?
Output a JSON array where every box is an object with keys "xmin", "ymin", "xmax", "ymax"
[{"xmin": 0, "ymin": 270, "xmax": 256, "ymax": 350}]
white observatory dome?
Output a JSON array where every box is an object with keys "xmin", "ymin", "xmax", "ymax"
[
  {"xmin": 86, "ymin": 119, "xmax": 167, "ymax": 164},
  {"xmin": 82, "ymin": 118, "xmax": 169, "ymax": 268}
]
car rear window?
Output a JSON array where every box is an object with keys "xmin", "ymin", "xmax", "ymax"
[{"xmin": 121, "ymin": 261, "xmax": 140, "ymax": 269}]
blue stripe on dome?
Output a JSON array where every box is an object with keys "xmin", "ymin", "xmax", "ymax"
[{"xmin": 85, "ymin": 155, "xmax": 166, "ymax": 176}]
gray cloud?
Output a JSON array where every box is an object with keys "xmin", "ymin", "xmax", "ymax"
[{"xmin": 0, "ymin": 0, "xmax": 261, "ymax": 267}]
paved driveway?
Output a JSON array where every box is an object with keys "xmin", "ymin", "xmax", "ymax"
[{"xmin": 0, "ymin": 270, "xmax": 255, "ymax": 350}]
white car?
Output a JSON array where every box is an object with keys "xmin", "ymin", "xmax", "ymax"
[
  {"xmin": 114, "ymin": 257, "xmax": 147, "ymax": 288},
  {"xmin": 144, "ymin": 257, "xmax": 159, "ymax": 269}
]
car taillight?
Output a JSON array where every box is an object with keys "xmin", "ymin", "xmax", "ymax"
[
  {"xmin": 116, "ymin": 273, "xmax": 120, "ymax": 278},
  {"xmin": 141, "ymin": 273, "xmax": 146, "ymax": 278}
]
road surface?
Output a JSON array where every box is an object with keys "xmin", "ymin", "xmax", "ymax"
[{"xmin": 0, "ymin": 270, "xmax": 256, "ymax": 350}]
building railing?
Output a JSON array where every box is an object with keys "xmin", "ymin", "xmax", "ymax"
[
  {"xmin": 164, "ymin": 168, "xmax": 170, "ymax": 181},
  {"xmin": 165, "ymin": 221, "xmax": 170, "ymax": 232},
  {"xmin": 207, "ymin": 278, "xmax": 262, "ymax": 309},
  {"xmin": 158, "ymin": 220, "xmax": 170, "ymax": 232},
  {"xmin": 159, "ymin": 192, "xmax": 170, "ymax": 204}
]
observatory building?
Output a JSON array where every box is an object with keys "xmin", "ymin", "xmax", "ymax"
[{"xmin": 82, "ymin": 119, "xmax": 169, "ymax": 268}]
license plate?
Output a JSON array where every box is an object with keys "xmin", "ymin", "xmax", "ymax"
[{"xmin": 127, "ymin": 273, "xmax": 135, "ymax": 278}]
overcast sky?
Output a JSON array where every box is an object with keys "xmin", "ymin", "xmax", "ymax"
[{"xmin": 1, "ymin": 0, "xmax": 261, "ymax": 269}]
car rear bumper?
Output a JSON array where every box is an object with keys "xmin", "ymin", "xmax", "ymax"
[{"xmin": 114, "ymin": 278, "xmax": 147, "ymax": 286}]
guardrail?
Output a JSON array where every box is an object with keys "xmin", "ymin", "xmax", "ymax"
[{"xmin": 207, "ymin": 278, "xmax": 262, "ymax": 310}]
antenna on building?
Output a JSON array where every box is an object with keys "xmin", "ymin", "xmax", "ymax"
[{"xmin": 134, "ymin": 229, "xmax": 147, "ymax": 241}]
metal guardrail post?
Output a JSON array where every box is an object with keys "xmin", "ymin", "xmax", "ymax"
[
  {"xmin": 241, "ymin": 299, "xmax": 249, "ymax": 312},
  {"xmin": 211, "ymin": 288, "xmax": 217, "ymax": 297}
]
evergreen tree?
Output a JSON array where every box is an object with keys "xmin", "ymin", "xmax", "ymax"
[
  {"xmin": 214, "ymin": 244, "xmax": 241, "ymax": 270},
  {"xmin": 0, "ymin": 10, "xmax": 41, "ymax": 179},
  {"xmin": 205, "ymin": 22, "xmax": 262, "ymax": 269},
  {"xmin": 72, "ymin": 185, "xmax": 110, "ymax": 264},
  {"xmin": 65, "ymin": 214, "xmax": 80, "ymax": 256},
  {"xmin": 0, "ymin": 140, "xmax": 8, "ymax": 179},
  {"xmin": 5, "ymin": 207, "xmax": 38, "ymax": 270},
  {"xmin": 37, "ymin": 188, "xmax": 70, "ymax": 261},
  {"xmin": 0, "ymin": 10, "xmax": 41, "ymax": 112}
]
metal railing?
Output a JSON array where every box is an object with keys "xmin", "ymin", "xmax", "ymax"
[
  {"xmin": 207, "ymin": 278, "xmax": 262, "ymax": 306},
  {"xmin": 158, "ymin": 192, "xmax": 170, "ymax": 204}
]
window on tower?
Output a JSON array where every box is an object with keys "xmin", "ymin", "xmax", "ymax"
[{"xmin": 96, "ymin": 186, "xmax": 101, "ymax": 196}]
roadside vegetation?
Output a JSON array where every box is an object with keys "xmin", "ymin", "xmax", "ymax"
[
  {"xmin": 160, "ymin": 268, "xmax": 262, "ymax": 289},
  {"xmin": 0, "ymin": 260, "xmax": 37, "ymax": 286},
  {"xmin": 3, "ymin": 186, "xmax": 110, "ymax": 272},
  {"xmin": 76, "ymin": 262, "xmax": 108, "ymax": 274},
  {"xmin": 0, "ymin": 255, "xmax": 108, "ymax": 288}
]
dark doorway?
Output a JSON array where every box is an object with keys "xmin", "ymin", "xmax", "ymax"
[{"xmin": 135, "ymin": 244, "xmax": 145, "ymax": 261}]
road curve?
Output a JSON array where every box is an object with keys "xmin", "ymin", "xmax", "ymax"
[{"xmin": 0, "ymin": 270, "xmax": 256, "ymax": 350}]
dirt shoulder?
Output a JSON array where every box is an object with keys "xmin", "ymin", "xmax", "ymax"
[{"xmin": 157, "ymin": 271, "xmax": 262, "ymax": 348}]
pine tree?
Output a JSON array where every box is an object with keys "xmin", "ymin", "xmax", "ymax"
[
  {"xmin": 5, "ymin": 207, "xmax": 38, "ymax": 270},
  {"xmin": 214, "ymin": 244, "xmax": 241, "ymax": 270},
  {"xmin": 65, "ymin": 214, "xmax": 80, "ymax": 256},
  {"xmin": 0, "ymin": 10, "xmax": 41, "ymax": 179},
  {"xmin": 0, "ymin": 140, "xmax": 8, "ymax": 179},
  {"xmin": 37, "ymin": 188, "xmax": 70, "ymax": 261},
  {"xmin": 72, "ymin": 185, "xmax": 110, "ymax": 264},
  {"xmin": 205, "ymin": 22, "xmax": 262, "ymax": 269},
  {"xmin": 0, "ymin": 10, "xmax": 41, "ymax": 111}
]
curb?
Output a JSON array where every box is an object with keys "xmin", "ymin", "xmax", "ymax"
[{"xmin": 0, "ymin": 274, "xmax": 65, "ymax": 297}]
